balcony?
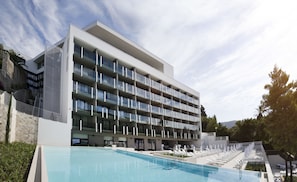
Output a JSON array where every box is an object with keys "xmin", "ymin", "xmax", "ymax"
[
  {"xmin": 117, "ymin": 64, "xmax": 125, "ymax": 76},
  {"xmin": 76, "ymin": 99, "xmax": 92, "ymax": 113},
  {"xmin": 100, "ymin": 74, "xmax": 115, "ymax": 88},
  {"xmin": 120, "ymin": 97, "xmax": 130, "ymax": 108},
  {"xmin": 135, "ymin": 72, "xmax": 150, "ymax": 86},
  {"xmin": 119, "ymin": 110, "xmax": 130, "ymax": 121},
  {"xmin": 108, "ymin": 109, "xmax": 116, "ymax": 120},
  {"xmin": 75, "ymin": 83, "xmax": 93, "ymax": 98},
  {"xmin": 83, "ymin": 49, "xmax": 96, "ymax": 64},
  {"xmin": 130, "ymin": 100, "xmax": 137, "ymax": 109},
  {"xmin": 125, "ymin": 68, "xmax": 134, "ymax": 80},
  {"xmin": 151, "ymin": 80, "xmax": 161, "ymax": 90},
  {"xmin": 97, "ymin": 89, "xmax": 104, "ymax": 101},
  {"xmin": 138, "ymin": 102, "xmax": 149, "ymax": 112},
  {"xmin": 117, "ymin": 80, "xmax": 125, "ymax": 91},
  {"xmin": 82, "ymin": 67, "xmax": 96, "ymax": 81},
  {"xmin": 151, "ymin": 93, "xmax": 163, "ymax": 103},
  {"xmin": 73, "ymin": 63, "xmax": 81, "ymax": 75},
  {"xmin": 151, "ymin": 118, "xmax": 161, "ymax": 126},
  {"xmin": 125, "ymin": 83, "xmax": 134, "ymax": 94},
  {"xmin": 101, "ymin": 56, "xmax": 114, "ymax": 72},
  {"xmin": 138, "ymin": 115, "xmax": 149, "ymax": 124},
  {"xmin": 74, "ymin": 44, "xmax": 81, "ymax": 56},
  {"xmin": 135, "ymin": 87, "xmax": 149, "ymax": 99},
  {"xmin": 106, "ymin": 92, "xmax": 118, "ymax": 104},
  {"xmin": 151, "ymin": 105, "xmax": 162, "ymax": 115}
]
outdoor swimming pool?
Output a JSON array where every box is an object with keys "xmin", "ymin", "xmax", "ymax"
[{"xmin": 43, "ymin": 146, "xmax": 260, "ymax": 182}]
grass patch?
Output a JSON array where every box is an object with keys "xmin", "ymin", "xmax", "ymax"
[
  {"xmin": 245, "ymin": 162, "xmax": 266, "ymax": 172},
  {"xmin": 0, "ymin": 142, "xmax": 35, "ymax": 182}
]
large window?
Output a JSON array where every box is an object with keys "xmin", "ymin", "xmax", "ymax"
[
  {"xmin": 83, "ymin": 48, "xmax": 96, "ymax": 63},
  {"xmin": 101, "ymin": 56, "xmax": 114, "ymax": 71}
]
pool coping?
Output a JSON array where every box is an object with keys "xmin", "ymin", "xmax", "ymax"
[{"xmin": 26, "ymin": 145, "xmax": 49, "ymax": 182}]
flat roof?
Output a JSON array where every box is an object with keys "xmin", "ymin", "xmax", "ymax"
[{"xmin": 84, "ymin": 21, "xmax": 173, "ymax": 74}]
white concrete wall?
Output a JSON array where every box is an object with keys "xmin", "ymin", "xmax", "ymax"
[{"xmin": 37, "ymin": 118, "xmax": 71, "ymax": 146}]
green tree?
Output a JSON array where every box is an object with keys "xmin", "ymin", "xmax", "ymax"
[
  {"xmin": 229, "ymin": 118, "xmax": 268, "ymax": 142},
  {"xmin": 216, "ymin": 123, "xmax": 229, "ymax": 137},
  {"xmin": 260, "ymin": 66, "xmax": 297, "ymax": 181}
]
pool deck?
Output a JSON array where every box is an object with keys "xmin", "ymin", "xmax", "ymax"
[{"xmin": 138, "ymin": 148, "xmax": 274, "ymax": 182}]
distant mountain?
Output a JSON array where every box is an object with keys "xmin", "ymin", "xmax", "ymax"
[{"xmin": 219, "ymin": 120, "xmax": 238, "ymax": 128}]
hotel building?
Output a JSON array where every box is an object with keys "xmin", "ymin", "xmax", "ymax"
[{"xmin": 26, "ymin": 22, "xmax": 201, "ymax": 150}]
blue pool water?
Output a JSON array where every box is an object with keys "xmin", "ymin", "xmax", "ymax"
[{"xmin": 44, "ymin": 146, "xmax": 260, "ymax": 182}]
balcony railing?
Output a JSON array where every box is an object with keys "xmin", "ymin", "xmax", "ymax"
[
  {"xmin": 82, "ymin": 67, "xmax": 96, "ymax": 81},
  {"xmin": 83, "ymin": 49, "xmax": 96, "ymax": 64},
  {"xmin": 101, "ymin": 56, "xmax": 114, "ymax": 71}
]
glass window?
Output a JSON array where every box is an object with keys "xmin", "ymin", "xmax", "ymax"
[
  {"xmin": 83, "ymin": 67, "xmax": 95, "ymax": 80},
  {"xmin": 117, "ymin": 64, "xmax": 124, "ymax": 75},
  {"xmin": 97, "ymin": 89, "xmax": 104, "ymax": 100},
  {"xmin": 102, "ymin": 56, "xmax": 114, "ymax": 71},
  {"xmin": 74, "ymin": 44, "xmax": 81, "ymax": 56},
  {"xmin": 83, "ymin": 48, "xmax": 96, "ymax": 63},
  {"xmin": 126, "ymin": 68, "xmax": 134, "ymax": 79}
]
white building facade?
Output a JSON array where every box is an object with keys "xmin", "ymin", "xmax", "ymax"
[{"xmin": 26, "ymin": 22, "xmax": 201, "ymax": 150}]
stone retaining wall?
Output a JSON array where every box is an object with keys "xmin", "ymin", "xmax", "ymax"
[
  {"xmin": 15, "ymin": 111, "xmax": 38, "ymax": 144},
  {"xmin": 0, "ymin": 91, "xmax": 39, "ymax": 144},
  {"xmin": 0, "ymin": 103, "xmax": 8, "ymax": 142}
]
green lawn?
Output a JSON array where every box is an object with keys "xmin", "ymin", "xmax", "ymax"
[{"xmin": 0, "ymin": 142, "xmax": 35, "ymax": 182}]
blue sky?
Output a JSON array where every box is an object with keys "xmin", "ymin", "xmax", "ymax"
[{"xmin": 1, "ymin": 0, "xmax": 297, "ymax": 122}]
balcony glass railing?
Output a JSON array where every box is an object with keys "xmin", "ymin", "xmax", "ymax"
[
  {"xmin": 135, "ymin": 72, "xmax": 145, "ymax": 83},
  {"xmin": 95, "ymin": 106, "xmax": 103, "ymax": 115},
  {"xmin": 151, "ymin": 93, "xmax": 163, "ymax": 103},
  {"xmin": 74, "ymin": 63, "xmax": 81, "ymax": 75},
  {"xmin": 119, "ymin": 111, "xmax": 130, "ymax": 120},
  {"xmin": 125, "ymin": 83, "xmax": 134, "ymax": 94},
  {"xmin": 108, "ymin": 109, "xmax": 116, "ymax": 119},
  {"xmin": 97, "ymin": 89, "xmax": 104, "ymax": 100},
  {"xmin": 164, "ymin": 120, "xmax": 173, "ymax": 128},
  {"xmin": 173, "ymin": 89, "xmax": 180, "ymax": 98},
  {"xmin": 74, "ymin": 44, "xmax": 81, "ymax": 56},
  {"xmin": 130, "ymin": 100, "xmax": 137, "ymax": 109},
  {"xmin": 131, "ymin": 114, "xmax": 137, "ymax": 122},
  {"xmin": 136, "ymin": 87, "xmax": 149, "ymax": 98},
  {"xmin": 126, "ymin": 68, "xmax": 134, "ymax": 79},
  {"xmin": 106, "ymin": 92, "xmax": 117, "ymax": 104},
  {"xmin": 135, "ymin": 73, "xmax": 150, "ymax": 86},
  {"xmin": 83, "ymin": 49, "xmax": 96, "ymax": 64},
  {"xmin": 151, "ymin": 105, "xmax": 160, "ymax": 114},
  {"xmin": 151, "ymin": 80, "xmax": 161, "ymax": 90},
  {"xmin": 163, "ymin": 97, "xmax": 172, "ymax": 106},
  {"xmin": 138, "ymin": 115, "xmax": 149, "ymax": 124},
  {"xmin": 117, "ymin": 80, "xmax": 124, "ymax": 91},
  {"xmin": 151, "ymin": 118, "xmax": 161, "ymax": 126},
  {"xmin": 83, "ymin": 67, "xmax": 96, "ymax": 81},
  {"xmin": 120, "ymin": 97, "xmax": 130, "ymax": 107},
  {"xmin": 77, "ymin": 99, "xmax": 91, "ymax": 112},
  {"xmin": 117, "ymin": 64, "xmax": 124, "ymax": 76},
  {"xmin": 138, "ymin": 102, "xmax": 149, "ymax": 111},
  {"xmin": 101, "ymin": 56, "xmax": 114, "ymax": 71},
  {"xmin": 101, "ymin": 74, "xmax": 115, "ymax": 88},
  {"xmin": 76, "ymin": 83, "xmax": 92, "ymax": 98}
]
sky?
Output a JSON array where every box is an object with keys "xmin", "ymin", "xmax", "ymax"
[{"xmin": 1, "ymin": 0, "xmax": 297, "ymax": 122}]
